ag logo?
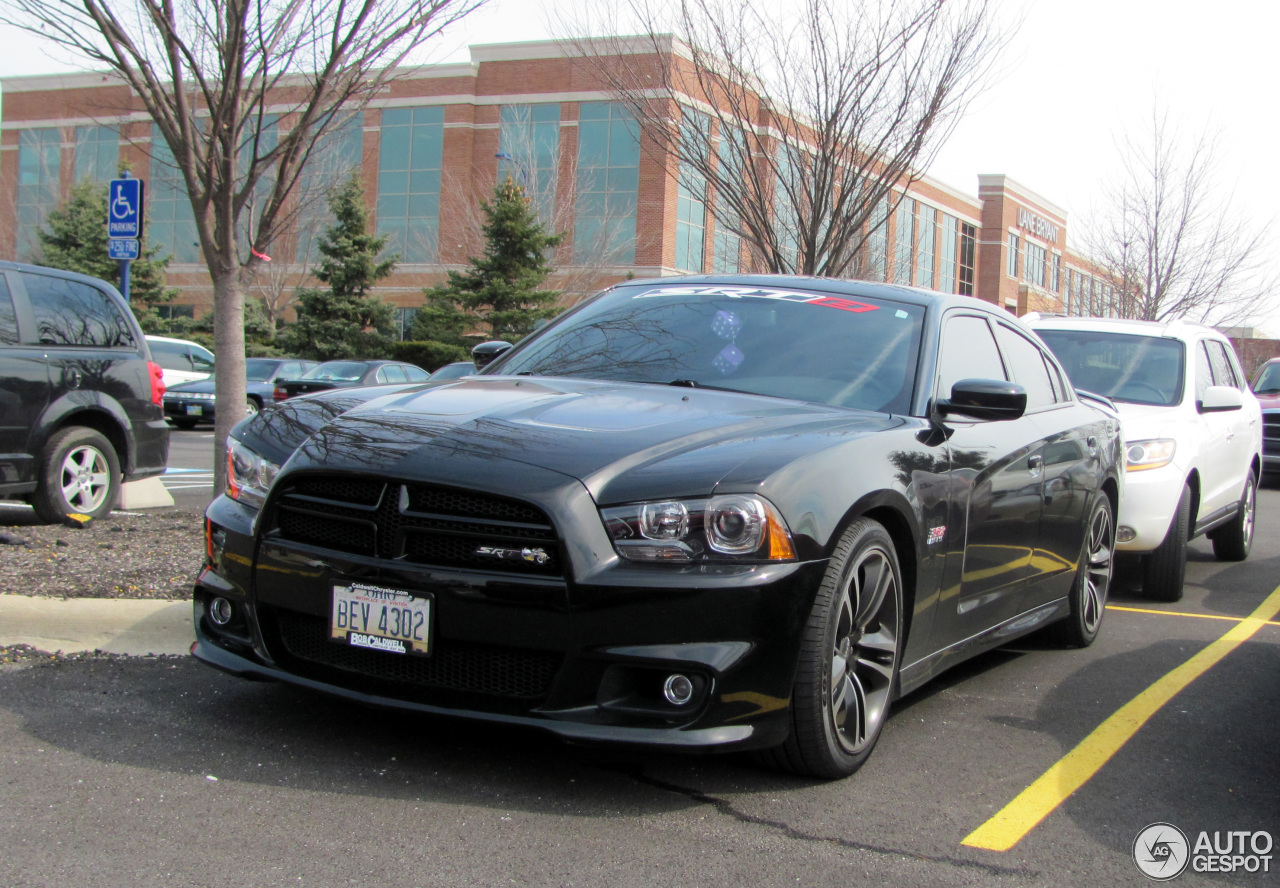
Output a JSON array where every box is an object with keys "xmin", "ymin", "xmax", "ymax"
[{"xmin": 1134, "ymin": 822, "xmax": 1190, "ymax": 880}]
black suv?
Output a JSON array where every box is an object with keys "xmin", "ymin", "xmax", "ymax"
[{"xmin": 0, "ymin": 260, "xmax": 169, "ymax": 524}]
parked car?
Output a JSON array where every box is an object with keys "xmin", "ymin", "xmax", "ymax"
[
  {"xmin": 1249, "ymin": 358, "xmax": 1280, "ymax": 480},
  {"xmin": 426, "ymin": 361, "xmax": 475, "ymax": 381},
  {"xmin": 273, "ymin": 359, "xmax": 429, "ymax": 400},
  {"xmin": 145, "ymin": 335, "xmax": 216, "ymax": 389},
  {"xmin": 0, "ymin": 260, "xmax": 169, "ymax": 524},
  {"xmin": 194, "ymin": 277, "xmax": 1123, "ymax": 779},
  {"xmin": 165, "ymin": 358, "xmax": 320, "ymax": 429},
  {"xmin": 1249, "ymin": 357, "xmax": 1280, "ymax": 407},
  {"xmin": 1028, "ymin": 315, "xmax": 1261, "ymax": 601}
]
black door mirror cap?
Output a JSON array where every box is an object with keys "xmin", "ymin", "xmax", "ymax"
[
  {"xmin": 936, "ymin": 378, "xmax": 1028, "ymax": 422},
  {"xmin": 472, "ymin": 340, "xmax": 514, "ymax": 369}
]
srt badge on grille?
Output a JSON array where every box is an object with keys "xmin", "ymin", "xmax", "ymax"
[{"xmin": 475, "ymin": 545, "xmax": 551, "ymax": 565}]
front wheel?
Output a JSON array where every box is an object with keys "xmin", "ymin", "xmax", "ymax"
[
  {"xmin": 32, "ymin": 427, "xmax": 121, "ymax": 525},
  {"xmin": 760, "ymin": 518, "xmax": 902, "ymax": 779},
  {"xmin": 1210, "ymin": 469, "xmax": 1255, "ymax": 562},
  {"xmin": 1144, "ymin": 483, "xmax": 1191, "ymax": 602},
  {"xmin": 1051, "ymin": 493, "xmax": 1115, "ymax": 647}
]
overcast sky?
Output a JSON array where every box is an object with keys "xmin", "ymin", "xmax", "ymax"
[{"xmin": 2, "ymin": 0, "xmax": 1275, "ymax": 331}]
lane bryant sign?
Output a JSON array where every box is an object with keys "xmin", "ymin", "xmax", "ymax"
[{"xmin": 1016, "ymin": 207, "xmax": 1060, "ymax": 243}]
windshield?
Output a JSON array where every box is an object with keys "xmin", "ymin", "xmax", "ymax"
[
  {"xmin": 245, "ymin": 359, "xmax": 280, "ymax": 382},
  {"xmin": 495, "ymin": 283, "xmax": 926, "ymax": 413},
  {"xmin": 1037, "ymin": 329, "xmax": 1185, "ymax": 406},
  {"xmin": 1253, "ymin": 363, "xmax": 1280, "ymax": 394},
  {"xmin": 303, "ymin": 361, "xmax": 367, "ymax": 382}
]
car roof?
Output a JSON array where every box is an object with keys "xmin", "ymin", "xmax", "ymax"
[{"xmin": 1022, "ymin": 312, "xmax": 1228, "ymax": 344}]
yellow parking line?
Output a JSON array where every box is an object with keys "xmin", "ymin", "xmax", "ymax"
[
  {"xmin": 962, "ymin": 584, "xmax": 1280, "ymax": 852},
  {"xmin": 1107, "ymin": 605, "xmax": 1280, "ymax": 627}
]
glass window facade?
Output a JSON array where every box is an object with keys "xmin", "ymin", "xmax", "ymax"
[
  {"xmin": 894, "ymin": 198, "xmax": 914, "ymax": 283},
  {"xmin": 1051, "ymin": 254, "xmax": 1061, "ymax": 293},
  {"xmin": 711, "ymin": 129, "xmax": 743, "ymax": 274},
  {"xmin": 1007, "ymin": 233, "xmax": 1020, "ymax": 278},
  {"xmin": 296, "ymin": 112, "xmax": 364, "ymax": 262},
  {"xmin": 74, "ymin": 126, "xmax": 118, "ymax": 182},
  {"xmin": 1025, "ymin": 241, "xmax": 1046, "ymax": 287},
  {"xmin": 574, "ymin": 102, "xmax": 639, "ymax": 264},
  {"xmin": 378, "ymin": 106, "xmax": 445, "ymax": 263},
  {"xmin": 674, "ymin": 115, "xmax": 708, "ymax": 272},
  {"xmin": 915, "ymin": 204, "xmax": 936, "ymax": 289},
  {"xmin": 16, "ymin": 128, "xmax": 61, "ymax": 260},
  {"xmin": 498, "ymin": 103, "xmax": 560, "ymax": 226},
  {"xmin": 958, "ymin": 223, "xmax": 976, "ymax": 296},
  {"xmin": 148, "ymin": 125, "xmax": 201, "ymax": 263},
  {"xmin": 866, "ymin": 197, "xmax": 889, "ymax": 282},
  {"xmin": 939, "ymin": 213, "xmax": 958, "ymax": 294}
]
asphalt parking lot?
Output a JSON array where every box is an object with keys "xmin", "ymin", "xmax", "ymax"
[{"xmin": 1, "ymin": 442, "xmax": 1277, "ymax": 886}]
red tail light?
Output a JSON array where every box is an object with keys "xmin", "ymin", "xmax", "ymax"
[
  {"xmin": 147, "ymin": 361, "xmax": 166, "ymax": 405},
  {"xmin": 274, "ymin": 385, "xmax": 290, "ymax": 401}
]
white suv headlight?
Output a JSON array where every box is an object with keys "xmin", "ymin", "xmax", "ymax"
[
  {"xmin": 1126, "ymin": 438, "xmax": 1176, "ymax": 472},
  {"xmin": 601, "ymin": 495, "xmax": 796, "ymax": 563}
]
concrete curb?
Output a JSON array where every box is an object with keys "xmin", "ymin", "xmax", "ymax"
[{"xmin": 0, "ymin": 593, "xmax": 194, "ymax": 656}]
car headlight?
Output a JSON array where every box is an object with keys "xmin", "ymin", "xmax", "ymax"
[
  {"xmin": 226, "ymin": 439, "xmax": 279, "ymax": 509},
  {"xmin": 601, "ymin": 495, "xmax": 796, "ymax": 563},
  {"xmin": 1126, "ymin": 438, "xmax": 1176, "ymax": 472}
]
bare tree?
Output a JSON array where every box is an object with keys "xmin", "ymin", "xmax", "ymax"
[
  {"xmin": 562, "ymin": 0, "xmax": 1011, "ymax": 277},
  {"xmin": 1082, "ymin": 106, "xmax": 1276, "ymax": 326},
  {"xmin": 1, "ymin": 0, "xmax": 486, "ymax": 491}
]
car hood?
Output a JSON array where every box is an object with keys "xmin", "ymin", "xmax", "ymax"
[
  {"xmin": 1252, "ymin": 391, "xmax": 1280, "ymax": 409},
  {"xmin": 282, "ymin": 377, "xmax": 904, "ymax": 503},
  {"xmin": 1112, "ymin": 400, "xmax": 1185, "ymax": 440}
]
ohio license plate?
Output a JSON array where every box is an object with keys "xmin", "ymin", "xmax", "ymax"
[
  {"xmin": 185, "ymin": 404, "xmax": 203, "ymax": 415},
  {"xmin": 330, "ymin": 583, "xmax": 432, "ymax": 656}
]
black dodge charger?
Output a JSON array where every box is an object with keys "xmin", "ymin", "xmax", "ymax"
[{"xmin": 194, "ymin": 277, "xmax": 1122, "ymax": 778}]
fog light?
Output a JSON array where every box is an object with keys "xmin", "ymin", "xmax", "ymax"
[
  {"xmin": 209, "ymin": 597, "xmax": 234, "ymax": 626},
  {"xmin": 1116, "ymin": 526, "xmax": 1136, "ymax": 543},
  {"xmin": 663, "ymin": 673, "xmax": 694, "ymax": 706}
]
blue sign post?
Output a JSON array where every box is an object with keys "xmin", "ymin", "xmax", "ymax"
[{"xmin": 107, "ymin": 173, "xmax": 144, "ymax": 302}]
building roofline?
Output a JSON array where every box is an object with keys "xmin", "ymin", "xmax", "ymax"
[{"xmin": 976, "ymin": 174, "xmax": 1068, "ymax": 221}]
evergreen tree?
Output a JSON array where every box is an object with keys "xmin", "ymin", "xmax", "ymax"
[
  {"xmin": 410, "ymin": 178, "xmax": 564, "ymax": 347},
  {"xmin": 36, "ymin": 180, "xmax": 178, "ymax": 324},
  {"xmin": 282, "ymin": 174, "xmax": 397, "ymax": 360}
]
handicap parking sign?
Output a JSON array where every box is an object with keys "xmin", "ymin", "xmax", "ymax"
[{"xmin": 107, "ymin": 178, "xmax": 144, "ymax": 238}]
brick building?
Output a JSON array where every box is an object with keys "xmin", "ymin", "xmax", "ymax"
[{"xmin": 0, "ymin": 38, "xmax": 1118, "ymax": 332}]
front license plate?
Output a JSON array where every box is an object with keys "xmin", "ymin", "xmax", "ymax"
[
  {"xmin": 330, "ymin": 583, "xmax": 432, "ymax": 656},
  {"xmin": 185, "ymin": 404, "xmax": 203, "ymax": 415}
]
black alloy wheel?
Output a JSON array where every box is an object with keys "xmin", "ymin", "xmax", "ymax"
[
  {"xmin": 763, "ymin": 518, "xmax": 902, "ymax": 779},
  {"xmin": 1052, "ymin": 493, "xmax": 1115, "ymax": 647}
]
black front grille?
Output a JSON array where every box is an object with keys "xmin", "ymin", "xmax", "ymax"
[
  {"xmin": 271, "ymin": 609, "xmax": 560, "ymax": 699},
  {"xmin": 268, "ymin": 475, "xmax": 562, "ymax": 576},
  {"xmin": 1264, "ymin": 413, "xmax": 1280, "ymax": 456}
]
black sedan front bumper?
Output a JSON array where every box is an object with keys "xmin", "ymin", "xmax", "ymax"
[{"xmin": 193, "ymin": 491, "xmax": 828, "ymax": 752}]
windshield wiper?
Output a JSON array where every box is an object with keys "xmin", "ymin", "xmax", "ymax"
[{"xmin": 668, "ymin": 378, "xmax": 701, "ymax": 387}]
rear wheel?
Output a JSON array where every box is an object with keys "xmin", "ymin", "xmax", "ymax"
[
  {"xmin": 760, "ymin": 518, "xmax": 901, "ymax": 779},
  {"xmin": 1143, "ymin": 483, "xmax": 1191, "ymax": 602},
  {"xmin": 1210, "ymin": 469, "xmax": 1255, "ymax": 561},
  {"xmin": 245, "ymin": 397, "xmax": 261, "ymax": 417},
  {"xmin": 32, "ymin": 427, "xmax": 121, "ymax": 525},
  {"xmin": 1051, "ymin": 494, "xmax": 1114, "ymax": 647}
]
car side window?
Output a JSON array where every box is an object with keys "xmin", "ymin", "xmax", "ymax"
[
  {"xmin": 0, "ymin": 276, "xmax": 18, "ymax": 345},
  {"xmin": 994, "ymin": 323, "xmax": 1057, "ymax": 409},
  {"xmin": 936, "ymin": 315, "xmax": 1006, "ymax": 399},
  {"xmin": 1206, "ymin": 341, "xmax": 1241, "ymax": 389},
  {"xmin": 149, "ymin": 341, "xmax": 191, "ymax": 371},
  {"xmin": 190, "ymin": 345, "xmax": 215, "ymax": 373},
  {"xmin": 379, "ymin": 364, "xmax": 408, "ymax": 384},
  {"xmin": 1195, "ymin": 342, "xmax": 1213, "ymax": 402},
  {"xmin": 25, "ymin": 273, "xmax": 135, "ymax": 348},
  {"xmin": 404, "ymin": 365, "xmax": 429, "ymax": 381}
]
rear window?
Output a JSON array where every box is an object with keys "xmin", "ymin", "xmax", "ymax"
[
  {"xmin": 25, "ymin": 273, "xmax": 135, "ymax": 348},
  {"xmin": 0, "ymin": 276, "xmax": 17, "ymax": 344},
  {"xmin": 1037, "ymin": 329, "xmax": 1184, "ymax": 406},
  {"xmin": 148, "ymin": 340, "xmax": 191, "ymax": 371},
  {"xmin": 304, "ymin": 362, "xmax": 368, "ymax": 381}
]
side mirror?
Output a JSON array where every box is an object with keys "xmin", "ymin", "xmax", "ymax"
[
  {"xmin": 1199, "ymin": 385, "xmax": 1244, "ymax": 413},
  {"xmin": 936, "ymin": 378, "xmax": 1028, "ymax": 422},
  {"xmin": 472, "ymin": 340, "xmax": 513, "ymax": 369}
]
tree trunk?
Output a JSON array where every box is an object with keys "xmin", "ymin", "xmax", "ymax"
[{"xmin": 210, "ymin": 268, "xmax": 248, "ymax": 497}]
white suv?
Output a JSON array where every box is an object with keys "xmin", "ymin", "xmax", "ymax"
[{"xmin": 1027, "ymin": 315, "xmax": 1261, "ymax": 601}]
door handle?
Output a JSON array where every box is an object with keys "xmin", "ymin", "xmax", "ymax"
[
  {"xmin": 63, "ymin": 367, "xmax": 82, "ymax": 390},
  {"xmin": 1028, "ymin": 454, "xmax": 1043, "ymax": 477},
  {"xmin": 1086, "ymin": 435, "xmax": 1099, "ymax": 456}
]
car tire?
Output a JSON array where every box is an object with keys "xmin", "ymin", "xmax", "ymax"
[
  {"xmin": 246, "ymin": 397, "xmax": 261, "ymax": 417},
  {"xmin": 760, "ymin": 518, "xmax": 902, "ymax": 779},
  {"xmin": 32, "ymin": 427, "xmax": 121, "ymax": 526},
  {"xmin": 1050, "ymin": 493, "xmax": 1115, "ymax": 648},
  {"xmin": 1210, "ymin": 469, "xmax": 1256, "ymax": 562},
  {"xmin": 1143, "ymin": 483, "xmax": 1191, "ymax": 602}
]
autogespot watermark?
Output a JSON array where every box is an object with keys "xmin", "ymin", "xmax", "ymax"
[{"xmin": 1133, "ymin": 823, "xmax": 1274, "ymax": 880}]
